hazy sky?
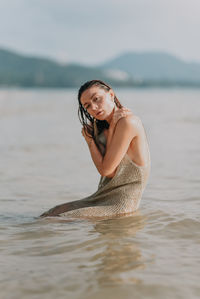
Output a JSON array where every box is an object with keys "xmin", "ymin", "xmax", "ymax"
[{"xmin": 0, "ymin": 0, "xmax": 200, "ymax": 65}]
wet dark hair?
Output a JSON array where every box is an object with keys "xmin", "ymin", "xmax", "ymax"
[{"xmin": 78, "ymin": 79, "xmax": 123, "ymax": 138}]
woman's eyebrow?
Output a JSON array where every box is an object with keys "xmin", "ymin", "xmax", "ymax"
[
  {"xmin": 83, "ymin": 92, "xmax": 98, "ymax": 106},
  {"xmin": 90, "ymin": 92, "xmax": 97, "ymax": 99}
]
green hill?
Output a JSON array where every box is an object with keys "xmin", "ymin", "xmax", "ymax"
[
  {"xmin": 100, "ymin": 51, "xmax": 200, "ymax": 83},
  {"xmin": 0, "ymin": 48, "xmax": 200, "ymax": 87},
  {"xmin": 0, "ymin": 48, "xmax": 133, "ymax": 88}
]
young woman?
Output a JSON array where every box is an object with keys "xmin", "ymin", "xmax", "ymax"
[{"xmin": 41, "ymin": 79, "xmax": 150, "ymax": 219}]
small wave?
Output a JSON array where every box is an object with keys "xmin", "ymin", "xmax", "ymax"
[{"xmin": 165, "ymin": 218, "xmax": 200, "ymax": 231}]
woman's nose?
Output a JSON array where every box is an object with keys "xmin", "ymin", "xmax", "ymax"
[{"xmin": 91, "ymin": 102, "xmax": 98, "ymax": 111}]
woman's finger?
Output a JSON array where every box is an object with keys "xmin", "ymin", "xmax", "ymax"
[
  {"xmin": 115, "ymin": 111, "xmax": 132, "ymax": 118},
  {"xmin": 121, "ymin": 107, "xmax": 131, "ymax": 111}
]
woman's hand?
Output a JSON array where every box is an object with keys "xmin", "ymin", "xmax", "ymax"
[
  {"xmin": 111, "ymin": 107, "xmax": 133, "ymax": 127},
  {"xmin": 81, "ymin": 127, "xmax": 93, "ymax": 146}
]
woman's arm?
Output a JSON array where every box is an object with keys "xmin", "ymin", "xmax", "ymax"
[
  {"xmin": 106, "ymin": 107, "xmax": 132, "ymax": 150},
  {"xmin": 102, "ymin": 116, "xmax": 138, "ymax": 176},
  {"xmin": 82, "ymin": 121, "xmax": 116, "ymax": 177},
  {"xmin": 83, "ymin": 115, "xmax": 139, "ymax": 177}
]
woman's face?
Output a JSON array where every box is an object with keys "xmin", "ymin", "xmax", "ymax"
[{"xmin": 80, "ymin": 86, "xmax": 115, "ymax": 120}]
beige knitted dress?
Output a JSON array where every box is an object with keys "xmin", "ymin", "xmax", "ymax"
[{"xmin": 41, "ymin": 130, "xmax": 150, "ymax": 219}]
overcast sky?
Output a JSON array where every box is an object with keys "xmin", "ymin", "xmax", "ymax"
[{"xmin": 0, "ymin": 0, "xmax": 199, "ymax": 65}]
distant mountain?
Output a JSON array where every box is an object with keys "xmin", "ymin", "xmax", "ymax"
[
  {"xmin": 0, "ymin": 48, "xmax": 132, "ymax": 88},
  {"xmin": 0, "ymin": 48, "xmax": 200, "ymax": 87},
  {"xmin": 100, "ymin": 51, "xmax": 200, "ymax": 83}
]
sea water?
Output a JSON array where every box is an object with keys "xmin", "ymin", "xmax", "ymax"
[{"xmin": 0, "ymin": 88, "xmax": 200, "ymax": 299}]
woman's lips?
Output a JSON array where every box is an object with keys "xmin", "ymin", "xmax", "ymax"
[{"xmin": 96, "ymin": 111, "xmax": 104, "ymax": 116}]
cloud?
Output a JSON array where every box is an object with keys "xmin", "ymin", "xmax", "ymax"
[{"xmin": 0, "ymin": 0, "xmax": 200, "ymax": 64}]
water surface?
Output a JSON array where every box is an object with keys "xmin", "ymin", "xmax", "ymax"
[{"xmin": 0, "ymin": 88, "xmax": 200, "ymax": 299}]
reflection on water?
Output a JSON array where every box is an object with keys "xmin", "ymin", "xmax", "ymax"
[{"xmin": 91, "ymin": 212, "xmax": 147, "ymax": 286}]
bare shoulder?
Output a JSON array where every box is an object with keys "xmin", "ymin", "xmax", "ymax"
[{"xmin": 117, "ymin": 113, "xmax": 142, "ymax": 131}]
